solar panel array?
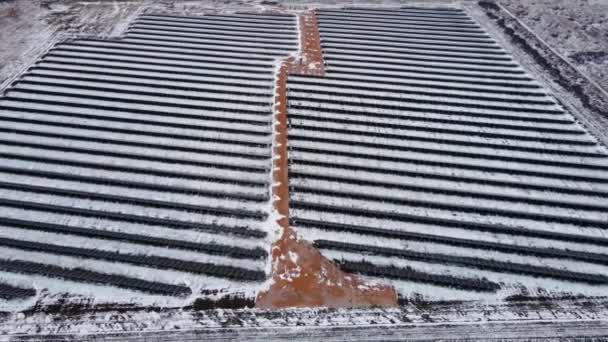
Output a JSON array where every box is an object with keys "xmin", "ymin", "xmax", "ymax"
[
  {"xmin": 1, "ymin": 5, "xmax": 607, "ymax": 306},
  {"xmin": 0, "ymin": 13, "xmax": 297, "ymax": 299},
  {"xmin": 288, "ymin": 7, "xmax": 608, "ymax": 295}
]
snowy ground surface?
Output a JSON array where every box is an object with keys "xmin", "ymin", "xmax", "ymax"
[{"xmin": 499, "ymin": 0, "xmax": 608, "ymax": 91}]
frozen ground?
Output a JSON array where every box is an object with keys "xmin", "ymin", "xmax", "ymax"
[{"xmin": 499, "ymin": 0, "xmax": 608, "ymax": 91}]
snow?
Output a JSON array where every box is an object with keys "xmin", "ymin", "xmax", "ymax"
[
  {"xmin": 291, "ymin": 149, "xmax": 608, "ymax": 193},
  {"xmin": 287, "ymin": 107, "xmax": 581, "ymax": 136},
  {"xmin": 0, "ymin": 172, "xmax": 264, "ymax": 212},
  {"xmin": 45, "ymin": 50, "xmax": 274, "ymax": 73},
  {"xmin": 287, "ymin": 88, "xmax": 563, "ymax": 112},
  {"xmin": 289, "ymin": 76, "xmax": 548, "ymax": 102},
  {"xmin": 126, "ymin": 29, "xmax": 293, "ymax": 50},
  {"xmin": 323, "ymin": 49, "xmax": 517, "ymax": 69},
  {"xmin": 129, "ymin": 25, "xmax": 296, "ymax": 44},
  {"xmin": 6, "ymin": 91, "xmax": 273, "ymax": 124},
  {"xmin": 13, "ymin": 80, "xmax": 273, "ymax": 107},
  {"xmin": 123, "ymin": 32, "xmax": 294, "ymax": 54},
  {"xmin": 498, "ymin": 0, "xmax": 608, "ymax": 92},
  {"xmin": 291, "ymin": 177, "xmax": 608, "ymax": 222},
  {"xmin": 25, "ymin": 69, "xmax": 274, "ymax": 95},
  {"xmin": 0, "ymin": 103, "xmax": 271, "ymax": 136},
  {"xmin": 0, "ymin": 206, "xmax": 264, "ymax": 250},
  {"xmin": 0, "ymin": 225, "xmax": 264, "ymax": 272},
  {"xmin": 37, "ymin": 56, "xmax": 274, "ymax": 80},
  {"xmin": 324, "ymin": 66, "xmax": 537, "ymax": 86},
  {"xmin": 318, "ymin": 23, "xmax": 490, "ymax": 39},
  {"xmin": 290, "ymin": 164, "xmax": 607, "ymax": 208},
  {"xmin": 288, "ymin": 99, "xmax": 570, "ymax": 126},
  {"xmin": 0, "ymin": 138, "xmax": 268, "ymax": 183},
  {"xmin": 321, "ymin": 31, "xmax": 499, "ymax": 47},
  {"xmin": 79, "ymin": 35, "xmax": 284, "ymax": 53},
  {"xmin": 289, "ymin": 117, "xmax": 600, "ymax": 155},
  {"xmin": 34, "ymin": 60, "xmax": 274, "ymax": 85},
  {"xmin": 291, "ymin": 147, "xmax": 608, "ymax": 193},
  {"xmin": 291, "ymin": 192, "xmax": 608, "ymax": 239},
  {"xmin": 0, "ymin": 129, "xmax": 270, "ymax": 168},
  {"xmin": 52, "ymin": 44, "xmax": 278, "ymax": 67},
  {"xmin": 0, "ymin": 188, "xmax": 264, "ymax": 226},
  {"xmin": 135, "ymin": 17, "xmax": 296, "ymax": 33},
  {"xmin": 324, "ymin": 42, "xmax": 510, "ymax": 61},
  {"xmin": 322, "ymin": 250, "xmax": 608, "ymax": 299},
  {"xmin": 325, "ymin": 56, "xmax": 523, "ymax": 74},
  {"xmin": 317, "ymin": 15, "xmax": 477, "ymax": 27},
  {"xmin": 289, "ymin": 126, "xmax": 608, "ymax": 168},
  {"xmin": 1, "ymin": 98, "xmax": 272, "ymax": 126}
]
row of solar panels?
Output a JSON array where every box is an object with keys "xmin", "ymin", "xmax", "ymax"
[
  {"xmin": 289, "ymin": 8, "xmax": 608, "ymax": 296},
  {"xmin": 0, "ymin": 13, "xmax": 297, "ymax": 300}
]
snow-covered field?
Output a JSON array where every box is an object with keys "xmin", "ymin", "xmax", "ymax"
[{"xmin": 499, "ymin": 0, "xmax": 608, "ymax": 91}]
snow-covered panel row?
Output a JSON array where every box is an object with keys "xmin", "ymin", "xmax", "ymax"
[
  {"xmin": 288, "ymin": 107, "xmax": 594, "ymax": 145},
  {"xmin": 320, "ymin": 31, "xmax": 497, "ymax": 47},
  {"xmin": 289, "ymin": 117, "xmax": 601, "ymax": 157},
  {"xmin": 287, "ymin": 87, "xmax": 562, "ymax": 113},
  {"xmin": 316, "ymin": 15, "xmax": 480, "ymax": 30},
  {"xmin": 318, "ymin": 25, "xmax": 492, "ymax": 41},
  {"xmin": 139, "ymin": 13, "xmax": 296, "ymax": 27},
  {"xmin": 70, "ymin": 38, "xmax": 281, "ymax": 61},
  {"xmin": 289, "ymin": 78, "xmax": 555, "ymax": 105},
  {"xmin": 25, "ymin": 68, "xmax": 274, "ymax": 95},
  {"xmin": 52, "ymin": 44, "xmax": 279, "ymax": 67},
  {"xmin": 129, "ymin": 24, "xmax": 298, "ymax": 44},
  {"xmin": 321, "ymin": 37, "xmax": 506, "ymax": 54},
  {"xmin": 134, "ymin": 17, "xmax": 297, "ymax": 34},
  {"xmin": 325, "ymin": 62, "xmax": 529, "ymax": 81},
  {"xmin": 32, "ymin": 61, "xmax": 274, "ymax": 86},
  {"xmin": 322, "ymin": 47, "xmax": 516, "ymax": 67},
  {"xmin": 321, "ymin": 8, "xmax": 469, "ymax": 20}
]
